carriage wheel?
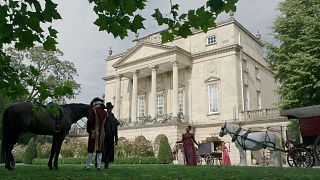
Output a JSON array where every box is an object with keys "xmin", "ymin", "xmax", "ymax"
[
  {"xmin": 313, "ymin": 135, "xmax": 320, "ymax": 162},
  {"xmin": 205, "ymin": 154, "xmax": 214, "ymax": 165},
  {"xmin": 287, "ymin": 148, "xmax": 315, "ymax": 168},
  {"xmin": 197, "ymin": 155, "xmax": 202, "ymax": 165}
]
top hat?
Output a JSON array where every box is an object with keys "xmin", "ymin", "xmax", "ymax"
[{"xmin": 106, "ymin": 102, "xmax": 114, "ymax": 109}]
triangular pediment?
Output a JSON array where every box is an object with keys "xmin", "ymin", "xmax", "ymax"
[
  {"xmin": 204, "ymin": 76, "xmax": 220, "ymax": 83},
  {"xmin": 113, "ymin": 42, "xmax": 175, "ymax": 68}
]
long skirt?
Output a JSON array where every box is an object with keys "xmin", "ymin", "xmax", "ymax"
[
  {"xmin": 103, "ymin": 135, "xmax": 115, "ymax": 163},
  {"xmin": 222, "ymin": 149, "xmax": 231, "ymax": 166}
]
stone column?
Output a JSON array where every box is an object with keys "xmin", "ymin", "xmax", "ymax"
[
  {"xmin": 172, "ymin": 61, "xmax": 179, "ymax": 117},
  {"xmin": 131, "ymin": 70, "xmax": 139, "ymax": 122},
  {"xmin": 150, "ymin": 65, "xmax": 158, "ymax": 117},
  {"xmin": 115, "ymin": 74, "xmax": 122, "ymax": 119}
]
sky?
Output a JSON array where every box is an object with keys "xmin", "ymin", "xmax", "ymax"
[{"xmin": 52, "ymin": 0, "xmax": 282, "ymax": 104}]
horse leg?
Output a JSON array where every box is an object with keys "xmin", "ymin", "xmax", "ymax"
[
  {"xmin": 270, "ymin": 149, "xmax": 282, "ymax": 167},
  {"xmin": 238, "ymin": 148, "xmax": 247, "ymax": 166},
  {"xmin": 5, "ymin": 134, "xmax": 20, "ymax": 170},
  {"xmin": 53, "ymin": 135, "xmax": 65, "ymax": 170},
  {"xmin": 48, "ymin": 136, "xmax": 57, "ymax": 170}
]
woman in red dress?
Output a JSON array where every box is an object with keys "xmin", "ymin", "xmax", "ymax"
[
  {"xmin": 221, "ymin": 142, "xmax": 231, "ymax": 166},
  {"xmin": 176, "ymin": 126, "xmax": 199, "ymax": 166}
]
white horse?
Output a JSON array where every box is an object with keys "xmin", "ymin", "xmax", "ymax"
[{"xmin": 219, "ymin": 122, "xmax": 282, "ymax": 166}]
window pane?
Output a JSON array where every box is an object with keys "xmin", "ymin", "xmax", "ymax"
[
  {"xmin": 157, "ymin": 94, "xmax": 164, "ymax": 115},
  {"xmin": 208, "ymin": 83, "xmax": 219, "ymax": 113},
  {"xmin": 138, "ymin": 96, "xmax": 145, "ymax": 117}
]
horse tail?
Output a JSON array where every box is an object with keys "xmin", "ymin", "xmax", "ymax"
[{"xmin": 1, "ymin": 108, "xmax": 9, "ymax": 162}]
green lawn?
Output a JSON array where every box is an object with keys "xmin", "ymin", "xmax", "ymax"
[{"xmin": 0, "ymin": 164, "xmax": 319, "ymax": 180}]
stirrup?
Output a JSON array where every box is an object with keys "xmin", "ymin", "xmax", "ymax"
[{"xmin": 54, "ymin": 124, "xmax": 60, "ymax": 132}]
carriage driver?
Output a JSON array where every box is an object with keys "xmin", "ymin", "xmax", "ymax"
[{"xmin": 85, "ymin": 97, "xmax": 108, "ymax": 170}]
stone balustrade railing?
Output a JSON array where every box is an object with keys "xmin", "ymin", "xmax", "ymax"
[
  {"xmin": 119, "ymin": 113, "xmax": 189, "ymax": 128},
  {"xmin": 240, "ymin": 108, "xmax": 286, "ymax": 122}
]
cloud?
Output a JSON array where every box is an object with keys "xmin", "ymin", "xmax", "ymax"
[{"xmin": 53, "ymin": 0, "xmax": 282, "ymax": 104}]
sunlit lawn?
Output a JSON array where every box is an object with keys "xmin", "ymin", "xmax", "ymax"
[{"xmin": 0, "ymin": 164, "xmax": 319, "ymax": 180}]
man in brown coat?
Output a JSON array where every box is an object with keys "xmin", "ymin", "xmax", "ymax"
[{"xmin": 85, "ymin": 97, "xmax": 108, "ymax": 170}]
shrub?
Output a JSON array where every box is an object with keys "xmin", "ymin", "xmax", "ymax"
[
  {"xmin": 61, "ymin": 140, "xmax": 74, "ymax": 157},
  {"xmin": 12, "ymin": 144, "xmax": 27, "ymax": 163},
  {"xmin": 115, "ymin": 138, "xmax": 134, "ymax": 157},
  {"xmin": 157, "ymin": 136, "xmax": 172, "ymax": 164},
  {"xmin": 23, "ymin": 138, "xmax": 37, "ymax": 164},
  {"xmin": 132, "ymin": 136, "xmax": 154, "ymax": 157},
  {"xmin": 36, "ymin": 143, "xmax": 51, "ymax": 159}
]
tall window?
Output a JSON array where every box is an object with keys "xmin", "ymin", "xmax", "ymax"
[
  {"xmin": 138, "ymin": 95, "xmax": 145, "ymax": 117},
  {"xmin": 255, "ymin": 67, "xmax": 260, "ymax": 80},
  {"xmin": 156, "ymin": 94, "xmax": 164, "ymax": 115},
  {"xmin": 208, "ymin": 83, "xmax": 219, "ymax": 114},
  {"xmin": 178, "ymin": 89, "xmax": 184, "ymax": 114},
  {"xmin": 207, "ymin": 35, "xmax": 216, "ymax": 45},
  {"xmin": 257, "ymin": 90, "xmax": 262, "ymax": 109},
  {"xmin": 243, "ymin": 84, "xmax": 249, "ymax": 111}
]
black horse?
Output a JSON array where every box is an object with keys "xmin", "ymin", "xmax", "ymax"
[{"xmin": 1, "ymin": 102, "xmax": 91, "ymax": 170}]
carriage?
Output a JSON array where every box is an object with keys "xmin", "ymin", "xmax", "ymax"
[
  {"xmin": 196, "ymin": 137, "xmax": 222, "ymax": 165},
  {"xmin": 280, "ymin": 105, "xmax": 320, "ymax": 168}
]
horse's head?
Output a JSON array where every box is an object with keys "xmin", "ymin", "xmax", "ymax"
[
  {"xmin": 219, "ymin": 122, "xmax": 227, "ymax": 137},
  {"xmin": 62, "ymin": 103, "xmax": 91, "ymax": 124}
]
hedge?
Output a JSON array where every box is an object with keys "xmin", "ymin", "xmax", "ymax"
[
  {"xmin": 157, "ymin": 136, "xmax": 172, "ymax": 164},
  {"xmin": 33, "ymin": 157, "xmax": 159, "ymax": 165}
]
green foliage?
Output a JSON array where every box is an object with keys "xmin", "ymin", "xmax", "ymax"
[
  {"xmin": 12, "ymin": 144, "xmax": 27, "ymax": 163},
  {"xmin": 5, "ymin": 47, "xmax": 80, "ymax": 104},
  {"xmin": 1, "ymin": 0, "xmax": 237, "ymax": 104},
  {"xmin": 23, "ymin": 138, "xmax": 37, "ymax": 164},
  {"xmin": 157, "ymin": 136, "xmax": 172, "ymax": 164},
  {"xmin": 287, "ymin": 120, "xmax": 301, "ymax": 144},
  {"xmin": 115, "ymin": 137, "xmax": 134, "ymax": 157},
  {"xmin": 132, "ymin": 136, "xmax": 154, "ymax": 157},
  {"xmin": 266, "ymin": 0, "xmax": 320, "ymax": 110},
  {"xmin": 36, "ymin": 143, "xmax": 51, "ymax": 159}
]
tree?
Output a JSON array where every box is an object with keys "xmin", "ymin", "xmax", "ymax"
[
  {"xmin": 6, "ymin": 46, "xmax": 80, "ymax": 104},
  {"xmin": 157, "ymin": 136, "xmax": 172, "ymax": 164},
  {"xmin": 23, "ymin": 138, "xmax": 37, "ymax": 164},
  {"xmin": 0, "ymin": 0, "xmax": 238, "ymax": 100},
  {"xmin": 266, "ymin": 0, "xmax": 320, "ymax": 110}
]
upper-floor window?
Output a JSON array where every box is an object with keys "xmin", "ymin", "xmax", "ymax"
[
  {"xmin": 207, "ymin": 35, "xmax": 216, "ymax": 45},
  {"xmin": 208, "ymin": 82, "xmax": 219, "ymax": 114},
  {"xmin": 243, "ymin": 84, "xmax": 249, "ymax": 111},
  {"xmin": 138, "ymin": 95, "xmax": 145, "ymax": 117},
  {"xmin": 255, "ymin": 67, "xmax": 260, "ymax": 80},
  {"xmin": 256, "ymin": 90, "xmax": 262, "ymax": 109},
  {"xmin": 156, "ymin": 94, "xmax": 164, "ymax": 115},
  {"xmin": 178, "ymin": 89, "xmax": 184, "ymax": 114}
]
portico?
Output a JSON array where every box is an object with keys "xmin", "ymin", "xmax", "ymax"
[{"xmin": 111, "ymin": 42, "xmax": 191, "ymax": 121}]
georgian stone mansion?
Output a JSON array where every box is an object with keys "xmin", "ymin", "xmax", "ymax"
[{"xmin": 99, "ymin": 16, "xmax": 289, "ymax": 165}]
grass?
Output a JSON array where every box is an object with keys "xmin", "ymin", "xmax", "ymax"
[{"xmin": 0, "ymin": 164, "xmax": 320, "ymax": 180}]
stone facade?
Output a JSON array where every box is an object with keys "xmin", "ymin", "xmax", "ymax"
[{"xmin": 102, "ymin": 18, "xmax": 289, "ymax": 165}]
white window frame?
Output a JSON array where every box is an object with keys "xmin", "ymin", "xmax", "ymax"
[
  {"xmin": 207, "ymin": 82, "xmax": 219, "ymax": 114},
  {"xmin": 137, "ymin": 95, "xmax": 146, "ymax": 117},
  {"xmin": 255, "ymin": 67, "xmax": 260, "ymax": 80},
  {"xmin": 243, "ymin": 84, "xmax": 250, "ymax": 111},
  {"xmin": 257, "ymin": 90, "xmax": 262, "ymax": 109},
  {"xmin": 206, "ymin": 35, "xmax": 216, "ymax": 45},
  {"xmin": 156, "ymin": 93, "xmax": 164, "ymax": 115}
]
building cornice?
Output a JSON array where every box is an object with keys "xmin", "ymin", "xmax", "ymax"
[
  {"xmin": 102, "ymin": 75, "xmax": 117, "ymax": 81},
  {"xmin": 192, "ymin": 44, "xmax": 241, "ymax": 59}
]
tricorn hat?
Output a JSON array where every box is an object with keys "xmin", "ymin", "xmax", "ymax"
[
  {"xmin": 106, "ymin": 102, "xmax": 114, "ymax": 109},
  {"xmin": 91, "ymin": 97, "xmax": 104, "ymax": 107}
]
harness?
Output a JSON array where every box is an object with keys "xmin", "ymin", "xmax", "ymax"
[{"xmin": 224, "ymin": 124, "xmax": 276, "ymax": 151}]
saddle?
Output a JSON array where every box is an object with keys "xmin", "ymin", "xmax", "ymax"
[{"xmin": 46, "ymin": 102, "xmax": 64, "ymax": 132}]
